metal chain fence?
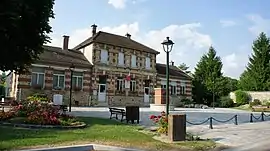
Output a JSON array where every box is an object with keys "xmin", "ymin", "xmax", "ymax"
[
  {"xmin": 250, "ymin": 112, "xmax": 270, "ymax": 122},
  {"xmin": 186, "ymin": 115, "xmax": 238, "ymax": 129}
]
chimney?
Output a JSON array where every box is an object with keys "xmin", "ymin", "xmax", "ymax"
[
  {"xmin": 91, "ymin": 24, "xmax": 97, "ymax": 36},
  {"xmin": 63, "ymin": 35, "xmax": 69, "ymax": 50},
  {"xmin": 170, "ymin": 61, "xmax": 174, "ymax": 66},
  {"xmin": 125, "ymin": 33, "xmax": 131, "ymax": 39}
]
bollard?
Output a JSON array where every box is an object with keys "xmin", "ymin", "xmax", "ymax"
[
  {"xmin": 234, "ymin": 115, "xmax": 238, "ymax": 125},
  {"xmin": 168, "ymin": 114, "xmax": 186, "ymax": 141},
  {"xmin": 209, "ymin": 117, "xmax": 213, "ymax": 129},
  {"xmin": 250, "ymin": 113, "xmax": 253, "ymax": 123},
  {"xmin": 261, "ymin": 112, "xmax": 265, "ymax": 121}
]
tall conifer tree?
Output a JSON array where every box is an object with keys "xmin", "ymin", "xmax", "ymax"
[
  {"xmin": 239, "ymin": 32, "xmax": 270, "ymax": 90},
  {"xmin": 193, "ymin": 46, "xmax": 223, "ymax": 105}
]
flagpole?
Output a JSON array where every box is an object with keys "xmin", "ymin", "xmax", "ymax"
[{"xmin": 125, "ymin": 68, "xmax": 131, "ymax": 105}]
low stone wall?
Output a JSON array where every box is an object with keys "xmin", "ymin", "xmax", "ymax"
[
  {"xmin": 230, "ymin": 91, "xmax": 270, "ymax": 103},
  {"xmin": 109, "ymin": 96, "xmax": 145, "ymax": 107}
]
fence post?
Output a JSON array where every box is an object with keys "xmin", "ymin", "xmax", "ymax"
[
  {"xmin": 261, "ymin": 112, "xmax": 264, "ymax": 121},
  {"xmin": 234, "ymin": 115, "xmax": 238, "ymax": 125},
  {"xmin": 209, "ymin": 117, "xmax": 213, "ymax": 129},
  {"xmin": 250, "ymin": 113, "xmax": 253, "ymax": 123}
]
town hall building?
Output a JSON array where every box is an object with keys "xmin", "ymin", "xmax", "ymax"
[{"xmin": 6, "ymin": 24, "xmax": 192, "ymax": 107}]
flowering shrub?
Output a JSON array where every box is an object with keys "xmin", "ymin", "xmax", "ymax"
[
  {"xmin": 0, "ymin": 110, "xmax": 15, "ymax": 121},
  {"xmin": 10, "ymin": 100, "xmax": 41, "ymax": 117},
  {"xmin": 1, "ymin": 101, "xmax": 83, "ymax": 126},
  {"xmin": 150, "ymin": 111, "xmax": 168, "ymax": 134},
  {"xmin": 27, "ymin": 93, "xmax": 49, "ymax": 102},
  {"xmin": 26, "ymin": 103, "xmax": 61, "ymax": 125}
]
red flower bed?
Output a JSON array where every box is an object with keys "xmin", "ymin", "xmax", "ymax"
[
  {"xmin": 0, "ymin": 110, "xmax": 15, "ymax": 121},
  {"xmin": 149, "ymin": 111, "xmax": 168, "ymax": 134},
  {"xmin": 26, "ymin": 103, "xmax": 62, "ymax": 125},
  {"xmin": 0, "ymin": 100, "xmax": 82, "ymax": 126}
]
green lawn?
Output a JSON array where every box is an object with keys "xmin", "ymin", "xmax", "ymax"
[
  {"xmin": 0, "ymin": 117, "xmax": 218, "ymax": 151},
  {"xmin": 233, "ymin": 104, "xmax": 252, "ymax": 111}
]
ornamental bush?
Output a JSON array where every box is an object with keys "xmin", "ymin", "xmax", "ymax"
[
  {"xmin": 220, "ymin": 96, "xmax": 234, "ymax": 108},
  {"xmin": 0, "ymin": 110, "xmax": 15, "ymax": 121},
  {"xmin": 0, "ymin": 100, "xmax": 83, "ymax": 126},
  {"xmin": 234, "ymin": 90, "xmax": 250, "ymax": 106},
  {"xmin": 27, "ymin": 93, "xmax": 49, "ymax": 102},
  {"xmin": 249, "ymin": 99, "xmax": 261, "ymax": 107}
]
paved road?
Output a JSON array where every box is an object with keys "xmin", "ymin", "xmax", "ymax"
[
  {"xmin": 69, "ymin": 107, "xmax": 260, "ymax": 127},
  {"xmin": 69, "ymin": 107, "xmax": 270, "ymax": 150},
  {"xmin": 188, "ymin": 121, "xmax": 270, "ymax": 151}
]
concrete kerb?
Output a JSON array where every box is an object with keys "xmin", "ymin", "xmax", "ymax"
[
  {"xmin": 0, "ymin": 122, "xmax": 87, "ymax": 129},
  {"xmin": 17, "ymin": 144, "xmax": 144, "ymax": 151}
]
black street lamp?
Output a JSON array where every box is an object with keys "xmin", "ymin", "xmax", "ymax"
[
  {"xmin": 212, "ymin": 79, "xmax": 215, "ymax": 109},
  {"xmin": 69, "ymin": 64, "xmax": 75, "ymax": 112},
  {"xmin": 161, "ymin": 37, "xmax": 174, "ymax": 118}
]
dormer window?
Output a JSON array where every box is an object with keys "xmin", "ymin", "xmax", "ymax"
[{"xmin": 131, "ymin": 55, "xmax": 137, "ymax": 68}]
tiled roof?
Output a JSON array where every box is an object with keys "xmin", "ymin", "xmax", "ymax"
[
  {"xmin": 156, "ymin": 63, "xmax": 192, "ymax": 80},
  {"xmin": 34, "ymin": 45, "xmax": 92, "ymax": 69},
  {"xmin": 73, "ymin": 31, "xmax": 160, "ymax": 54}
]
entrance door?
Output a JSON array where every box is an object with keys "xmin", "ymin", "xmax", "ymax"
[
  {"xmin": 98, "ymin": 84, "xmax": 106, "ymax": 102},
  {"xmin": 144, "ymin": 87, "xmax": 150, "ymax": 102}
]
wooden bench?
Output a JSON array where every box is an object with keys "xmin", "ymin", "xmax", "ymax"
[
  {"xmin": 109, "ymin": 107, "xmax": 126, "ymax": 122},
  {"xmin": 252, "ymin": 106, "xmax": 270, "ymax": 112}
]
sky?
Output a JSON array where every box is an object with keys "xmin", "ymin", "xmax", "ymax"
[{"xmin": 48, "ymin": 0, "xmax": 270, "ymax": 79}]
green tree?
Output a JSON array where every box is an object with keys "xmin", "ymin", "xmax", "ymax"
[
  {"xmin": 178, "ymin": 63, "xmax": 190, "ymax": 73},
  {"xmin": 0, "ymin": 0, "xmax": 55, "ymax": 73},
  {"xmin": 193, "ymin": 46, "xmax": 223, "ymax": 105},
  {"xmin": 222, "ymin": 76, "xmax": 238, "ymax": 95},
  {"xmin": 238, "ymin": 71, "xmax": 256, "ymax": 90},
  {"xmin": 239, "ymin": 32, "xmax": 270, "ymax": 90}
]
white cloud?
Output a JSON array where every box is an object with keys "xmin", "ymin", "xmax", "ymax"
[
  {"xmin": 223, "ymin": 53, "xmax": 238, "ymax": 68},
  {"xmin": 219, "ymin": 19, "xmax": 236, "ymax": 27},
  {"xmin": 108, "ymin": 0, "xmax": 127, "ymax": 9},
  {"xmin": 247, "ymin": 14, "xmax": 270, "ymax": 35},
  {"xmin": 222, "ymin": 52, "xmax": 250, "ymax": 79},
  {"xmin": 107, "ymin": 0, "xmax": 147, "ymax": 9},
  {"xmin": 131, "ymin": 0, "xmax": 147, "ymax": 4}
]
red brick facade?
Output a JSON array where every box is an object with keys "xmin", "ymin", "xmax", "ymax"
[{"xmin": 17, "ymin": 66, "xmax": 92, "ymax": 106}]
